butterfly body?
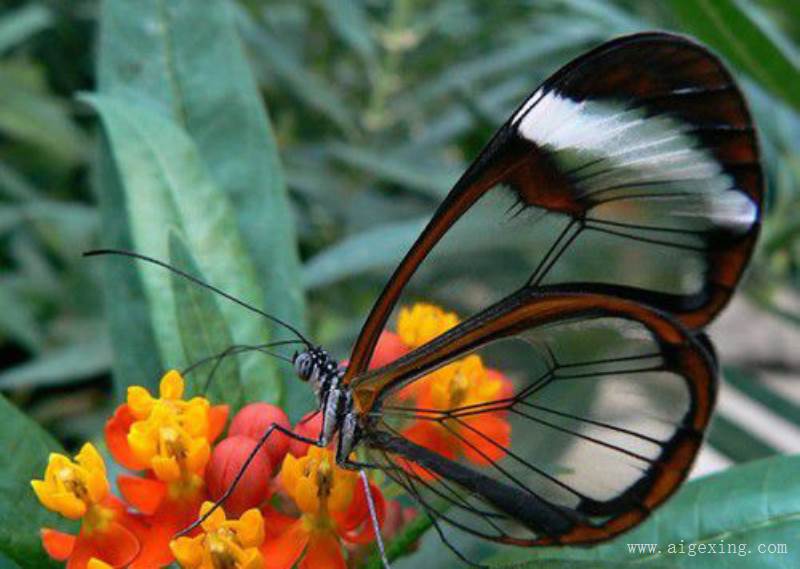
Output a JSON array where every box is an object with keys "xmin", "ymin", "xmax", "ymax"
[{"xmin": 293, "ymin": 348, "xmax": 364, "ymax": 463}]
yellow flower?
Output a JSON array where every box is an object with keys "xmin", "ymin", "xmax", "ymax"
[
  {"xmin": 127, "ymin": 370, "xmax": 211, "ymax": 439},
  {"xmin": 280, "ymin": 446, "xmax": 356, "ymax": 521},
  {"xmin": 127, "ymin": 404, "xmax": 211, "ymax": 483},
  {"xmin": 426, "ymin": 354, "xmax": 502, "ymax": 410},
  {"xmin": 170, "ymin": 502, "xmax": 264, "ymax": 569},
  {"xmin": 124, "ymin": 371, "xmax": 213, "ymax": 487},
  {"xmin": 31, "ymin": 443, "xmax": 109, "ymax": 521},
  {"xmin": 397, "ymin": 303, "xmax": 460, "ymax": 349}
]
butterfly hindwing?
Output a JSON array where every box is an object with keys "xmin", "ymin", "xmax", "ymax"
[{"xmin": 355, "ymin": 288, "xmax": 716, "ymax": 545}]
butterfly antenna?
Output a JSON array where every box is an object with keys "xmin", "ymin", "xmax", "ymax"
[{"xmin": 84, "ymin": 248, "xmax": 312, "ymax": 348}]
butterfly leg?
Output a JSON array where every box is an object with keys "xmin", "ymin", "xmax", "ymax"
[{"xmin": 360, "ymin": 469, "xmax": 391, "ymax": 569}]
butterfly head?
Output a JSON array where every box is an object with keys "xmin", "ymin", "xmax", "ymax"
[{"xmin": 293, "ymin": 346, "xmax": 336, "ymax": 381}]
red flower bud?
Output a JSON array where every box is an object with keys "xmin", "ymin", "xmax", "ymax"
[
  {"xmin": 206, "ymin": 436, "xmax": 271, "ymax": 517},
  {"xmin": 229, "ymin": 403, "xmax": 291, "ymax": 474},
  {"xmin": 288, "ymin": 412, "xmax": 324, "ymax": 457}
]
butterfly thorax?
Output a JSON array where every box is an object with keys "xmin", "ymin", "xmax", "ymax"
[{"xmin": 293, "ymin": 347, "xmax": 361, "ymax": 464}]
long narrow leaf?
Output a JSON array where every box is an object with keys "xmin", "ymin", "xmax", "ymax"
[
  {"xmin": 169, "ymin": 232, "xmax": 242, "ymax": 408},
  {"xmin": 95, "ymin": 0, "xmax": 305, "ymax": 409},
  {"xmin": 0, "ymin": 394, "xmax": 67, "ymax": 568},
  {"xmin": 491, "ymin": 453, "xmax": 800, "ymax": 567},
  {"xmin": 85, "ymin": 95, "xmax": 279, "ymax": 403}
]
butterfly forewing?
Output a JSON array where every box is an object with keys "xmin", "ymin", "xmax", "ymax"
[
  {"xmin": 344, "ymin": 32, "xmax": 762, "ymax": 383},
  {"xmin": 355, "ymin": 290, "xmax": 716, "ymax": 545}
]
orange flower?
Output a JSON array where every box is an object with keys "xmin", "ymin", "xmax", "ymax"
[
  {"xmin": 105, "ymin": 370, "xmax": 228, "ymax": 473},
  {"xmin": 170, "ymin": 502, "xmax": 264, "ymax": 569},
  {"xmin": 397, "ymin": 303, "xmax": 459, "ymax": 349},
  {"xmin": 379, "ymin": 303, "xmax": 514, "ymax": 477},
  {"xmin": 262, "ymin": 447, "xmax": 384, "ymax": 569},
  {"xmin": 32, "ymin": 444, "xmax": 142, "ymax": 568},
  {"xmin": 401, "ymin": 357, "xmax": 512, "ymax": 476},
  {"xmin": 394, "ymin": 303, "xmax": 461, "ymax": 401},
  {"xmin": 104, "ymin": 371, "xmax": 228, "ymax": 568}
]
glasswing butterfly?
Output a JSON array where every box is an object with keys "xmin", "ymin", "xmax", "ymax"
[{"xmin": 90, "ymin": 30, "xmax": 762, "ymax": 567}]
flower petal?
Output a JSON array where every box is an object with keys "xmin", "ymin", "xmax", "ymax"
[
  {"xmin": 105, "ymin": 405, "xmax": 148, "ymax": 470},
  {"xmin": 159, "ymin": 369, "xmax": 185, "ymax": 399},
  {"xmin": 50, "ymin": 491, "xmax": 87, "ymax": 520},
  {"xmin": 261, "ymin": 520, "xmax": 309, "ymax": 569},
  {"xmin": 117, "ymin": 475, "xmax": 166, "ymax": 515},
  {"xmin": 76, "ymin": 443, "xmax": 106, "ymax": 474},
  {"xmin": 293, "ymin": 477, "xmax": 319, "ymax": 515},
  {"xmin": 88, "ymin": 522, "xmax": 141, "ymax": 567},
  {"xmin": 41, "ymin": 528, "xmax": 75, "ymax": 561},
  {"xmin": 460, "ymin": 414, "xmax": 510, "ymax": 466},
  {"xmin": 300, "ymin": 533, "xmax": 345, "ymax": 569},
  {"xmin": 126, "ymin": 386, "xmax": 155, "ymax": 419},
  {"xmin": 151, "ymin": 455, "xmax": 181, "ymax": 482},
  {"xmin": 170, "ymin": 535, "xmax": 203, "ymax": 568},
  {"xmin": 337, "ymin": 482, "xmax": 385, "ymax": 544},
  {"xmin": 199, "ymin": 501, "xmax": 226, "ymax": 532},
  {"xmin": 260, "ymin": 505, "xmax": 296, "ymax": 538},
  {"xmin": 237, "ymin": 508, "xmax": 265, "ymax": 548},
  {"xmin": 368, "ymin": 331, "xmax": 409, "ymax": 370},
  {"xmin": 207, "ymin": 404, "xmax": 229, "ymax": 443},
  {"xmin": 67, "ymin": 522, "xmax": 140, "ymax": 569},
  {"xmin": 129, "ymin": 507, "xmax": 190, "ymax": 569}
]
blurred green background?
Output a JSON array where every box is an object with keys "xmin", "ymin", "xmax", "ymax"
[{"xmin": 0, "ymin": 0, "xmax": 799, "ymax": 567}]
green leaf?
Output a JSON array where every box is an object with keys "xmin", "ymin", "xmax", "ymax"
[
  {"xmin": 671, "ymin": 0, "xmax": 800, "ymax": 112},
  {"xmin": 0, "ymin": 283, "xmax": 42, "ymax": 352},
  {"xmin": 708, "ymin": 414, "xmax": 778, "ymax": 462},
  {"xmin": 93, "ymin": 134, "xmax": 164, "ymax": 398},
  {"xmin": 0, "ymin": 335, "xmax": 110, "ymax": 389},
  {"xmin": 491, "ymin": 453, "xmax": 800, "ymax": 568},
  {"xmin": 317, "ymin": 0, "xmax": 377, "ymax": 65},
  {"xmin": 394, "ymin": 22, "xmax": 604, "ymax": 116},
  {"xmin": 0, "ymin": 4, "xmax": 52, "ymax": 54},
  {"xmin": 0, "ymin": 161, "xmax": 39, "ymax": 201},
  {"xmin": 0, "ymin": 552, "xmax": 23, "ymax": 569},
  {"xmin": 95, "ymin": 0, "xmax": 306, "ymax": 409},
  {"xmin": 303, "ymin": 217, "xmax": 427, "ymax": 289},
  {"xmin": 239, "ymin": 9, "xmax": 356, "ymax": 135},
  {"xmin": 497, "ymin": 561, "xmax": 673, "ymax": 569},
  {"xmin": 328, "ymin": 144, "xmax": 459, "ymax": 199},
  {"xmin": 0, "ymin": 394, "xmax": 69, "ymax": 568},
  {"xmin": 84, "ymin": 94, "xmax": 280, "ymax": 404},
  {"xmin": 169, "ymin": 231, "xmax": 243, "ymax": 408},
  {"xmin": 0, "ymin": 62, "xmax": 86, "ymax": 166},
  {"xmin": 724, "ymin": 366, "xmax": 800, "ymax": 428}
]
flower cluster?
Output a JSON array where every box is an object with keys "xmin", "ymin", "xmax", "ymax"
[
  {"xmin": 32, "ymin": 372, "xmax": 389, "ymax": 568},
  {"xmin": 32, "ymin": 302, "xmax": 509, "ymax": 568},
  {"xmin": 376, "ymin": 304, "xmax": 514, "ymax": 477}
]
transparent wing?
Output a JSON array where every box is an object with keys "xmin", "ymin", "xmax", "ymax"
[
  {"xmin": 355, "ymin": 289, "xmax": 717, "ymax": 545},
  {"xmin": 344, "ymin": 32, "xmax": 761, "ymax": 383}
]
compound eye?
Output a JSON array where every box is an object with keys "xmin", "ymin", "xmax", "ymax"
[{"xmin": 294, "ymin": 353, "xmax": 312, "ymax": 381}]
